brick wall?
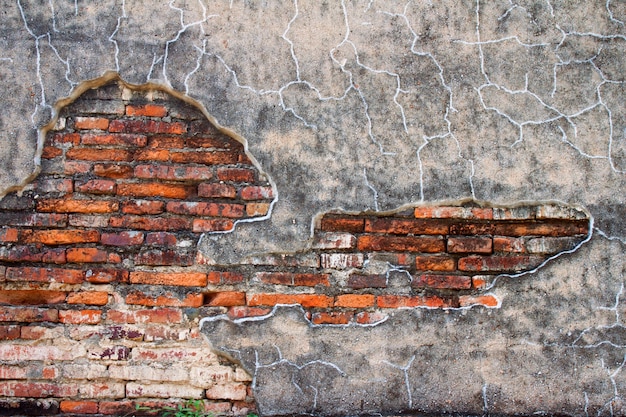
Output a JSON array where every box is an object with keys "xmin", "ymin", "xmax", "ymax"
[{"xmin": 0, "ymin": 81, "xmax": 590, "ymax": 415}]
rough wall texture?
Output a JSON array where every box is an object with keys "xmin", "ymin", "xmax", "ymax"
[{"xmin": 0, "ymin": 1, "xmax": 625, "ymax": 416}]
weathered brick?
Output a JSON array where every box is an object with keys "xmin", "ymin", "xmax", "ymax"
[
  {"xmin": 414, "ymin": 206, "xmax": 493, "ymax": 219},
  {"xmin": 189, "ymin": 366, "xmax": 234, "ymax": 388},
  {"xmin": 109, "ymin": 119, "xmax": 186, "ymax": 134},
  {"xmin": 241, "ymin": 253, "xmax": 319, "ymax": 268},
  {"xmin": 126, "ymin": 103, "xmax": 168, "ymax": 117},
  {"xmin": 64, "ymin": 160, "xmax": 93, "ymax": 174},
  {"xmin": 66, "ymin": 291, "xmax": 109, "ymax": 306},
  {"xmin": 415, "ymin": 255, "xmax": 456, "ymax": 271},
  {"xmin": 85, "ymin": 269, "xmax": 128, "ymax": 284},
  {"xmin": 33, "ymin": 178, "xmax": 73, "ymax": 193},
  {"xmin": 23, "ymin": 229, "xmax": 100, "ymax": 245},
  {"xmin": 135, "ymin": 164, "xmax": 213, "ymax": 181},
  {"xmin": 170, "ymin": 150, "xmax": 238, "ymax": 165},
  {"xmin": 247, "ymin": 293, "xmax": 333, "ymax": 308},
  {"xmin": 459, "ymin": 294, "xmax": 499, "ymax": 308},
  {"xmin": 60, "ymin": 400, "xmax": 98, "ymax": 414},
  {"xmin": 217, "ymin": 167, "xmax": 256, "ymax": 182},
  {"xmin": 6, "ymin": 267, "xmax": 84, "ymax": 284},
  {"xmin": 98, "ymin": 401, "xmax": 134, "ymax": 415},
  {"xmin": 81, "ymin": 133, "xmax": 147, "ymax": 147},
  {"xmin": 458, "ymin": 255, "xmax": 544, "ymax": 272},
  {"xmin": 66, "ymin": 248, "xmax": 111, "ymax": 263},
  {"xmin": 167, "ymin": 201, "xmax": 244, "ymax": 218},
  {"xmin": 0, "ymin": 307, "xmax": 58, "ymax": 323},
  {"xmin": 36, "ymin": 198, "xmax": 118, "ymax": 214},
  {"xmin": 41, "ymin": 145, "xmax": 62, "ymax": 159},
  {"xmin": 67, "ymin": 148, "xmax": 133, "ymax": 162},
  {"xmin": 51, "ymin": 132, "xmax": 80, "ymax": 145},
  {"xmin": 525, "ymin": 236, "xmax": 580, "ymax": 254},
  {"xmin": 135, "ymin": 249, "xmax": 195, "ymax": 266},
  {"xmin": 320, "ymin": 253, "xmax": 364, "ymax": 269},
  {"xmin": 346, "ymin": 274, "xmax": 387, "ymax": 289},
  {"xmin": 355, "ymin": 311, "xmax": 389, "ymax": 325},
  {"xmin": 449, "ymin": 222, "xmax": 495, "ymax": 235},
  {"xmin": 365, "ymin": 218, "xmax": 448, "ymax": 235},
  {"xmin": 79, "ymin": 382, "xmax": 125, "ymax": 399},
  {"xmin": 0, "ymin": 246, "xmax": 44, "ymax": 263},
  {"xmin": 147, "ymin": 135, "xmax": 185, "ymax": 149},
  {"xmin": 121, "ymin": 200, "xmax": 165, "ymax": 215},
  {"xmin": 312, "ymin": 232, "xmax": 356, "ymax": 249},
  {"xmin": 0, "ymin": 381, "xmax": 78, "ymax": 398},
  {"xmin": 335, "ymin": 294, "xmax": 376, "ymax": 308},
  {"xmin": 109, "ymin": 365, "xmax": 188, "ymax": 382},
  {"xmin": 131, "ymin": 347, "xmax": 215, "ymax": 362},
  {"xmin": 0, "ymin": 325, "xmax": 20, "ymax": 340},
  {"xmin": 254, "ymin": 272, "xmax": 329, "ymax": 286},
  {"xmin": 240, "ymin": 185, "xmax": 274, "ymax": 200},
  {"xmin": 0, "ymin": 194, "xmax": 36, "ymax": 211},
  {"xmin": 145, "ymin": 232, "xmax": 179, "ymax": 246},
  {"xmin": 412, "ymin": 274, "xmax": 472, "ymax": 290},
  {"xmin": 311, "ymin": 311, "xmax": 353, "ymax": 325},
  {"xmin": 133, "ymin": 148, "xmax": 170, "ymax": 161},
  {"xmin": 197, "ymin": 182, "xmax": 237, "ymax": 198},
  {"xmin": 107, "ymin": 308, "xmax": 183, "ymax": 324},
  {"xmin": 205, "ymin": 384, "xmax": 248, "ymax": 401},
  {"xmin": 377, "ymin": 295, "xmax": 454, "ymax": 309},
  {"xmin": 87, "ymin": 345, "xmax": 130, "ymax": 361},
  {"xmin": 192, "ymin": 218, "xmax": 234, "ymax": 232},
  {"xmin": 101, "ymin": 231, "xmax": 145, "ymax": 246},
  {"xmin": 493, "ymin": 236, "xmax": 526, "ymax": 253},
  {"xmin": 494, "ymin": 221, "xmax": 588, "ymax": 237},
  {"xmin": 21, "ymin": 325, "xmax": 64, "ymax": 340},
  {"xmin": 357, "ymin": 235, "xmax": 445, "ymax": 253},
  {"xmin": 93, "ymin": 163, "xmax": 133, "ymax": 179},
  {"xmin": 0, "ymin": 228, "xmax": 18, "ymax": 243},
  {"xmin": 0, "ymin": 212, "xmax": 67, "ymax": 228},
  {"xmin": 0, "ymin": 290, "xmax": 67, "ymax": 305},
  {"xmin": 447, "ymin": 236, "xmax": 493, "ymax": 254},
  {"xmin": 68, "ymin": 215, "xmax": 109, "ymax": 228},
  {"xmin": 117, "ymin": 183, "xmax": 193, "ymax": 199},
  {"xmin": 129, "ymin": 271, "xmax": 207, "ymax": 287},
  {"xmin": 74, "ymin": 116, "xmax": 109, "ymax": 130},
  {"xmin": 227, "ymin": 306, "xmax": 271, "ymax": 319},
  {"xmin": 59, "ymin": 310, "xmax": 102, "ymax": 324},
  {"xmin": 246, "ymin": 202, "xmax": 271, "ymax": 216},
  {"xmin": 0, "ymin": 364, "xmax": 57, "ymax": 379},
  {"xmin": 125, "ymin": 291, "xmax": 203, "ymax": 308},
  {"xmin": 74, "ymin": 179, "xmax": 117, "ymax": 194},
  {"xmin": 207, "ymin": 271, "xmax": 244, "ymax": 284},
  {"xmin": 109, "ymin": 215, "xmax": 192, "ymax": 231},
  {"xmin": 126, "ymin": 382, "xmax": 203, "ymax": 399},
  {"xmin": 204, "ymin": 291, "xmax": 246, "ymax": 307},
  {"xmin": 0, "ymin": 344, "xmax": 78, "ymax": 361}
]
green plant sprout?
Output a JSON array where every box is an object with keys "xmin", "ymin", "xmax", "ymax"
[{"xmin": 132, "ymin": 400, "xmax": 258, "ymax": 417}]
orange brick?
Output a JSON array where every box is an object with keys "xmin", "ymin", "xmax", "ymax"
[
  {"xmin": 148, "ymin": 135, "xmax": 185, "ymax": 149},
  {"xmin": 6, "ymin": 267, "xmax": 84, "ymax": 284},
  {"xmin": 192, "ymin": 219, "xmax": 234, "ymax": 232},
  {"xmin": 167, "ymin": 202, "xmax": 244, "ymax": 218},
  {"xmin": 109, "ymin": 215, "xmax": 191, "ymax": 231},
  {"xmin": 126, "ymin": 104, "xmax": 168, "ymax": 117},
  {"xmin": 207, "ymin": 271, "xmax": 244, "ymax": 284},
  {"xmin": 240, "ymin": 186, "xmax": 274, "ymax": 200},
  {"xmin": 129, "ymin": 271, "xmax": 207, "ymax": 287},
  {"xmin": 197, "ymin": 183, "xmax": 236, "ymax": 198},
  {"xmin": 41, "ymin": 145, "xmax": 62, "ymax": 159},
  {"xmin": 227, "ymin": 306, "xmax": 272, "ymax": 319},
  {"xmin": 94, "ymin": 163, "xmax": 133, "ymax": 179},
  {"xmin": 0, "ymin": 290, "xmax": 67, "ymax": 305},
  {"xmin": 51, "ymin": 132, "xmax": 80, "ymax": 145},
  {"xmin": 59, "ymin": 309, "xmax": 102, "ymax": 324},
  {"xmin": 247, "ymin": 293, "xmax": 333, "ymax": 308},
  {"xmin": 357, "ymin": 235, "xmax": 445, "ymax": 253},
  {"xmin": 415, "ymin": 255, "xmax": 456, "ymax": 271},
  {"xmin": 60, "ymin": 400, "xmax": 98, "ymax": 414},
  {"xmin": 448, "ymin": 236, "xmax": 493, "ymax": 254},
  {"xmin": 377, "ymin": 295, "xmax": 453, "ymax": 309},
  {"xmin": 74, "ymin": 179, "xmax": 117, "ymax": 194},
  {"xmin": 246, "ymin": 203, "xmax": 270, "ymax": 217},
  {"xmin": 135, "ymin": 164, "xmax": 213, "ymax": 181},
  {"xmin": 109, "ymin": 119, "xmax": 186, "ymax": 134},
  {"xmin": 36, "ymin": 198, "xmax": 118, "ymax": 214},
  {"xmin": 0, "ymin": 228, "xmax": 18, "ymax": 243},
  {"xmin": 170, "ymin": 150, "xmax": 238, "ymax": 165},
  {"xmin": 133, "ymin": 149, "xmax": 170, "ymax": 161},
  {"xmin": 81, "ymin": 133, "xmax": 147, "ymax": 147},
  {"xmin": 125, "ymin": 291, "xmax": 203, "ymax": 307},
  {"xmin": 412, "ymin": 274, "xmax": 472, "ymax": 290},
  {"xmin": 320, "ymin": 216, "xmax": 364, "ymax": 233},
  {"xmin": 23, "ymin": 229, "xmax": 100, "ymax": 245},
  {"xmin": 493, "ymin": 236, "xmax": 526, "ymax": 253},
  {"xmin": 107, "ymin": 308, "xmax": 183, "ymax": 324},
  {"xmin": 117, "ymin": 183, "xmax": 192, "ymax": 199},
  {"xmin": 459, "ymin": 294, "xmax": 499, "ymax": 308},
  {"xmin": 217, "ymin": 167, "xmax": 255, "ymax": 182},
  {"xmin": 66, "ymin": 291, "xmax": 109, "ymax": 306},
  {"xmin": 0, "ymin": 307, "xmax": 58, "ymax": 323},
  {"xmin": 204, "ymin": 291, "xmax": 246, "ymax": 307},
  {"xmin": 66, "ymin": 248, "xmax": 110, "ymax": 263},
  {"xmin": 335, "ymin": 294, "xmax": 375, "ymax": 308},
  {"xmin": 311, "ymin": 311, "xmax": 353, "ymax": 325},
  {"xmin": 85, "ymin": 269, "xmax": 128, "ymax": 284},
  {"xmin": 494, "ymin": 221, "xmax": 588, "ymax": 237},
  {"xmin": 121, "ymin": 200, "xmax": 165, "ymax": 215},
  {"xmin": 67, "ymin": 148, "xmax": 132, "ymax": 161},
  {"xmin": 74, "ymin": 116, "xmax": 109, "ymax": 130},
  {"xmin": 365, "ymin": 218, "xmax": 448, "ymax": 235}
]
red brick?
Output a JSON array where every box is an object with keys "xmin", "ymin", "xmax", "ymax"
[
  {"xmin": 0, "ymin": 325, "xmax": 20, "ymax": 340},
  {"xmin": 64, "ymin": 160, "xmax": 93, "ymax": 174},
  {"xmin": 458, "ymin": 255, "xmax": 544, "ymax": 272},
  {"xmin": 75, "ymin": 116, "xmax": 109, "ymax": 130},
  {"xmin": 145, "ymin": 232, "xmax": 178, "ymax": 246},
  {"xmin": 207, "ymin": 271, "xmax": 244, "ymax": 284},
  {"xmin": 85, "ymin": 269, "xmax": 128, "ymax": 284},
  {"xmin": 204, "ymin": 291, "xmax": 246, "ymax": 307},
  {"xmin": 126, "ymin": 291, "xmax": 203, "ymax": 307},
  {"xmin": 0, "ymin": 246, "xmax": 44, "ymax": 263},
  {"xmin": 187, "ymin": 135, "xmax": 239, "ymax": 149},
  {"xmin": 459, "ymin": 294, "xmax": 499, "ymax": 308},
  {"xmin": 365, "ymin": 218, "xmax": 448, "ymax": 235},
  {"xmin": 129, "ymin": 271, "xmax": 207, "ymax": 287},
  {"xmin": 133, "ymin": 148, "xmax": 171, "ymax": 161},
  {"xmin": 98, "ymin": 401, "xmax": 135, "ymax": 415},
  {"xmin": 412, "ymin": 274, "xmax": 472, "ymax": 290},
  {"xmin": 170, "ymin": 150, "xmax": 238, "ymax": 165},
  {"xmin": 0, "ymin": 307, "xmax": 58, "ymax": 322},
  {"xmin": 126, "ymin": 104, "xmax": 168, "ymax": 117},
  {"xmin": 0, "ymin": 228, "xmax": 18, "ymax": 243},
  {"xmin": 51, "ymin": 132, "xmax": 80, "ymax": 144},
  {"xmin": 67, "ymin": 148, "xmax": 133, "ymax": 162},
  {"xmin": 135, "ymin": 249, "xmax": 194, "ymax": 266},
  {"xmin": 66, "ymin": 291, "xmax": 109, "ymax": 306},
  {"xmin": 6, "ymin": 267, "xmax": 84, "ymax": 284},
  {"xmin": 117, "ymin": 183, "xmax": 192, "ymax": 199},
  {"xmin": 148, "ymin": 135, "xmax": 185, "ymax": 149},
  {"xmin": 415, "ymin": 255, "xmax": 456, "ymax": 271},
  {"xmin": 377, "ymin": 295, "xmax": 454, "ymax": 309},
  {"xmin": 59, "ymin": 310, "xmax": 102, "ymax": 324},
  {"xmin": 311, "ymin": 311, "xmax": 353, "ymax": 325},
  {"xmin": 494, "ymin": 221, "xmax": 588, "ymax": 237},
  {"xmin": 0, "ymin": 381, "xmax": 78, "ymax": 398},
  {"xmin": 135, "ymin": 164, "xmax": 213, "ymax": 181},
  {"xmin": 254, "ymin": 272, "xmax": 329, "ymax": 287},
  {"xmin": 449, "ymin": 222, "xmax": 495, "ymax": 235},
  {"xmin": 101, "ymin": 231, "xmax": 145, "ymax": 246},
  {"xmin": 320, "ymin": 216, "xmax": 365, "ymax": 233},
  {"xmin": 36, "ymin": 198, "xmax": 118, "ymax": 213},
  {"xmin": 167, "ymin": 201, "xmax": 244, "ymax": 218},
  {"xmin": 448, "ymin": 236, "xmax": 493, "ymax": 254},
  {"xmin": 109, "ymin": 215, "xmax": 191, "ymax": 231},
  {"xmin": 0, "ymin": 290, "xmax": 67, "ymax": 305},
  {"xmin": 247, "ymin": 293, "xmax": 333, "ymax": 308},
  {"xmin": 227, "ymin": 306, "xmax": 272, "ymax": 319},
  {"xmin": 217, "ymin": 167, "xmax": 256, "ymax": 182},
  {"xmin": 335, "ymin": 294, "xmax": 375, "ymax": 308},
  {"xmin": 109, "ymin": 119, "xmax": 186, "ymax": 134},
  {"xmin": 23, "ymin": 229, "xmax": 100, "ymax": 245},
  {"xmin": 66, "ymin": 248, "xmax": 110, "ymax": 263},
  {"xmin": 60, "ymin": 400, "xmax": 98, "ymax": 414},
  {"xmin": 107, "ymin": 308, "xmax": 183, "ymax": 324},
  {"xmin": 192, "ymin": 219, "xmax": 234, "ymax": 232},
  {"xmin": 240, "ymin": 185, "xmax": 274, "ymax": 200},
  {"xmin": 41, "ymin": 145, "xmax": 62, "ymax": 159},
  {"xmin": 74, "ymin": 179, "xmax": 117, "ymax": 194},
  {"xmin": 357, "ymin": 235, "xmax": 445, "ymax": 253},
  {"xmin": 493, "ymin": 236, "xmax": 526, "ymax": 253},
  {"xmin": 197, "ymin": 183, "xmax": 237, "ymax": 198},
  {"xmin": 355, "ymin": 311, "xmax": 389, "ymax": 325},
  {"xmin": 346, "ymin": 274, "xmax": 387, "ymax": 289},
  {"xmin": 81, "ymin": 133, "xmax": 147, "ymax": 147},
  {"xmin": 121, "ymin": 200, "xmax": 165, "ymax": 215},
  {"xmin": 94, "ymin": 163, "xmax": 133, "ymax": 179}
]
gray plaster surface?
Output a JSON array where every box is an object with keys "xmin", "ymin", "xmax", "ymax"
[{"xmin": 0, "ymin": 1, "xmax": 625, "ymax": 415}]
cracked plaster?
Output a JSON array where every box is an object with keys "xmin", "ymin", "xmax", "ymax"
[{"xmin": 0, "ymin": 0, "xmax": 625, "ymax": 415}]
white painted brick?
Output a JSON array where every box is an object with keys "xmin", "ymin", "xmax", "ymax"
[
  {"xmin": 205, "ymin": 383, "xmax": 247, "ymax": 401},
  {"xmin": 189, "ymin": 366, "xmax": 234, "ymax": 388},
  {"xmin": 126, "ymin": 382, "xmax": 204, "ymax": 399},
  {"xmin": 108, "ymin": 365, "xmax": 188, "ymax": 382},
  {"xmin": 321, "ymin": 253, "xmax": 364, "ymax": 269},
  {"xmin": 312, "ymin": 232, "xmax": 356, "ymax": 249},
  {"xmin": 62, "ymin": 364, "xmax": 108, "ymax": 379}
]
